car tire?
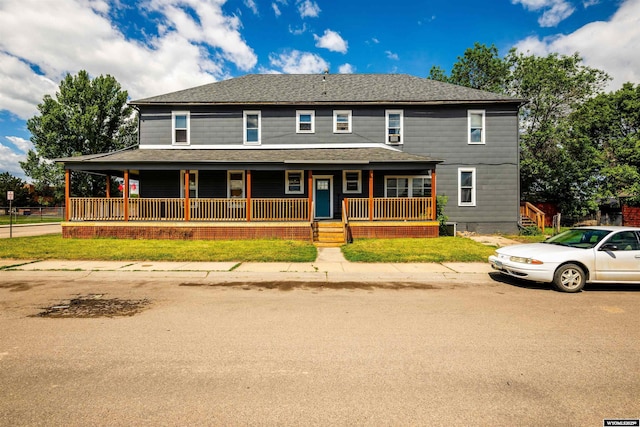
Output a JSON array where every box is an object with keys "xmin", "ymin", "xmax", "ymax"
[{"xmin": 553, "ymin": 263, "xmax": 586, "ymax": 293}]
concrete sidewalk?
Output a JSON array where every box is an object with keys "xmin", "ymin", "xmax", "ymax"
[{"xmin": 0, "ymin": 247, "xmax": 493, "ymax": 284}]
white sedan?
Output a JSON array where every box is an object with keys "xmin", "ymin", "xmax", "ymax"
[{"xmin": 488, "ymin": 226, "xmax": 640, "ymax": 292}]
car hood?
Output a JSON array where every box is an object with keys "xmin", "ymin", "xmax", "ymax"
[{"xmin": 497, "ymin": 243, "xmax": 591, "ymax": 261}]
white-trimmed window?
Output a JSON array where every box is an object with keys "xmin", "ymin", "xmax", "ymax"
[
  {"xmin": 180, "ymin": 170, "xmax": 198, "ymax": 198},
  {"xmin": 296, "ymin": 111, "xmax": 315, "ymax": 133},
  {"xmin": 385, "ymin": 175, "xmax": 431, "ymax": 198},
  {"xmin": 333, "ymin": 110, "xmax": 352, "ymax": 133},
  {"xmin": 386, "ymin": 110, "xmax": 403, "ymax": 144},
  {"xmin": 458, "ymin": 168, "xmax": 476, "ymax": 206},
  {"xmin": 244, "ymin": 111, "xmax": 261, "ymax": 144},
  {"xmin": 343, "ymin": 170, "xmax": 362, "ymax": 194},
  {"xmin": 468, "ymin": 110, "xmax": 485, "ymax": 144},
  {"xmin": 228, "ymin": 171, "xmax": 245, "ymax": 198},
  {"xmin": 285, "ymin": 170, "xmax": 304, "ymax": 194},
  {"xmin": 172, "ymin": 111, "xmax": 190, "ymax": 145}
]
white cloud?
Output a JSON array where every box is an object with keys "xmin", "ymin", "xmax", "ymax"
[
  {"xmin": 297, "ymin": 0, "xmax": 320, "ymax": 18},
  {"xmin": 244, "ymin": 0, "xmax": 258, "ymax": 14},
  {"xmin": 0, "ymin": 142, "xmax": 28, "ymax": 179},
  {"xmin": 314, "ymin": 29, "xmax": 348, "ymax": 54},
  {"xmin": 6, "ymin": 136, "xmax": 33, "ymax": 153},
  {"xmin": 514, "ymin": 0, "xmax": 640, "ymax": 90},
  {"xmin": 272, "ymin": 2, "xmax": 281, "ymax": 16},
  {"xmin": 512, "ymin": 0, "xmax": 575, "ymax": 27},
  {"xmin": 385, "ymin": 51, "xmax": 399, "ymax": 61},
  {"xmin": 289, "ymin": 24, "xmax": 308, "ymax": 35},
  {"xmin": 0, "ymin": 0, "xmax": 257, "ymax": 118},
  {"xmin": 268, "ymin": 50, "xmax": 329, "ymax": 74},
  {"xmin": 338, "ymin": 63, "xmax": 354, "ymax": 74}
]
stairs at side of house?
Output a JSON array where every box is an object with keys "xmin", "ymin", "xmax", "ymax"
[
  {"xmin": 313, "ymin": 221, "xmax": 346, "ymax": 247},
  {"xmin": 519, "ymin": 215, "xmax": 538, "ymax": 229}
]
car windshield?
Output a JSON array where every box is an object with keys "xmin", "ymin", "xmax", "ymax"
[{"xmin": 544, "ymin": 228, "xmax": 612, "ymax": 249}]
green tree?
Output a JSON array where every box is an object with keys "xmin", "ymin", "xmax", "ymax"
[
  {"xmin": 508, "ymin": 52, "xmax": 610, "ymax": 217},
  {"xmin": 428, "ymin": 43, "xmax": 510, "ymax": 93},
  {"xmin": 0, "ymin": 172, "xmax": 31, "ymax": 206},
  {"xmin": 568, "ymin": 82, "xmax": 640, "ymax": 205},
  {"xmin": 21, "ymin": 70, "xmax": 137, "ymax": 197}
]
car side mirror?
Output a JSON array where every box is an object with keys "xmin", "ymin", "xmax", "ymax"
[{"xmin": 600, "ymin": 243, "xmax": 619, "ymax": 251}]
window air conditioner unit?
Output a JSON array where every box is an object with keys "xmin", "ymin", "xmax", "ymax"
[{"xmin": 388, "ymin": 134, "xmax": 401, "ymax": 143}]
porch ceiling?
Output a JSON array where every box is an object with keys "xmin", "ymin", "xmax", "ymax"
[{"xmin": 57, "ymin": 147, "xmax": 442, "ymax": 172}]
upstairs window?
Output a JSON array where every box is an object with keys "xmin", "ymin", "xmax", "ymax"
[
  {"xmin": 468, "ymin": 110, "xmax": 485, "ymax": 144},
  {"xmin": 285, "ymin": 170, "xmax": 304, "ymax": 194},
  {"xmin": 333, "ymin": 110, "xmax": 352, "ymax": 133},
  {"xmin": 296, "ymin": 111, "xmax": 315, "ymax": 133},
  {"xmin": 244, "ymin": 111, "xmax": 261, "ymax": 144},
  {"xmin": 343, "ymin": 170, "xmax": 362, "ymax": 194},
  {"xmin": 172, "ymin": 111, "xmax": 190, "ymax": 145},
  {"xmin": 386, "ymin": 110, "xmax": 403, "ymax": 144}
]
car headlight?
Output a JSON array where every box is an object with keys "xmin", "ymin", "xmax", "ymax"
[{"xmin": 509, "ymin": 256, "xmax": 543, "ymax": 265}]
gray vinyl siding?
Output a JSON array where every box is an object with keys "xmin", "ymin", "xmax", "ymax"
[
  {"xmin": 401, "ymin": 106, "xmax": 520, "ymax": 233},
  {"xmin": 137, "ymin": 103, "xmax": 520, "ymax": 232}
]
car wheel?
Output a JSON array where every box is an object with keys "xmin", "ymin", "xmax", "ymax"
[{"xmin": 553, "ymin": 263, "xmax": 586, "ymax": 293}]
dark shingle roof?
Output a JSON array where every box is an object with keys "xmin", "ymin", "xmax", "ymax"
[
  {"xmin": 131, "ymin": 74, "xmax": 521, "ymax": 106},
  {"xmin": 57, "ymin": 147, "xmax": 440, "ymax": 165}
]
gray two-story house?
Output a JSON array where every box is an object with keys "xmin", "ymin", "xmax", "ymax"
[{"xmin": 58, "ymin": 74, "xmax": 525, "ymax": 243}]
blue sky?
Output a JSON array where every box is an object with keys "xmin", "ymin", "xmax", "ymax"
[{"xmin": 0, "ymin": 0, "xmax": 637, "ymax": 181}]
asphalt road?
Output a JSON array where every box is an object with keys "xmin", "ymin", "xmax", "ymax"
[
  {"xmin": 1, "ymin": 273, "xmax": 638, "ymax": 426},
  {"xmin": 0, "ymin": 223, "xmax": 61, "ymax": 238}
]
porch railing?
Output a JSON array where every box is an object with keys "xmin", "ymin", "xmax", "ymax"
[
  {"xmin": 68, "ymin": 197, "xmax": 309, "ymax": 222},
  {"xmin": 69, "ymin": 197, "xmax": 125, "ymax": 221},
  {"xmin": 346, "ymin": 197, "xmax": 434, "ymax": 221},
  {"xmin": 251, "ymin": 198, "xmax": 309, "ymax": 221}
]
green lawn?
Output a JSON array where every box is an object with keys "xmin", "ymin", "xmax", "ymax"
[
  {"xmin": 0, "ymin": 235, "xmax": 317, "ymax": 262},
  {"xmin": 0, "ymin": 235, "xmax": 502, "ymax": 263},
  {"xmin": 342, "ymin": 237, "xmax": 496, "ymax": 263},
  {"xmin": 0, "ymin": 215, "xmax": 63, "ymax": 225}
]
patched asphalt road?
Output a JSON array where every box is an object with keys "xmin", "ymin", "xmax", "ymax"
[{"xmin": 1, "ymin": 274, "xmax": 639, "ymax": 426}]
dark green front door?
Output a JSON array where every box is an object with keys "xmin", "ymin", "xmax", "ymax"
[{"xmin": 315, "ymin": 178, "xmax": 331, "ymax": 218}]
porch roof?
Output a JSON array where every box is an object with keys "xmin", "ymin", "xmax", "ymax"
[{"xmin": 57, "ymin": 146, "xmax": 442, "ymax": 173}]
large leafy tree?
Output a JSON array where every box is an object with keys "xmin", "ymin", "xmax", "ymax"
[
  {"xmin": 509, "ymin": 52, "xmax": 610, "ymax": 217},
  {"xmin": 568, "ymin": 83, "xmax": 640, "ymax": 205},
  {"xmin": 21, "ymin": 70, "xmax": 137, "ymax": 197},
  {"xmin": 429, "ymin": 43, "xmax": 510, "ymax": 94},
  {"xmin": 0, "ymin": 172, "xmax": 31, "ymax": 206}
]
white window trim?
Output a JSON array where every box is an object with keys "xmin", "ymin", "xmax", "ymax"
[
  {"xmin": 296, "ymin": 110, "xmax": 315, "ymax": 134},
  {"xmin": 172, "ymin": 111, "xmax": 190, "ymax": 146},
  {"xmin": 458, "ymin": 168, "xmax": 477, "ymax": 206},
  {"xmin": 179, "ymin": 170, "xmax": 198, "ymax": 198},
  {"xmin": 385, "ymin": 109, "xmax": 404, "ymax": 145},
  {"xmin": 285, "ymin": 170, "xmax": 304, "ymax": 195},
  {"xmin": 243, "ymin": 110, "xmax": 261, "ymax": 145},
  {"xmin": 227, "ymin": 170, "xmax": 246, "ymax": 198},
  {"xmin": 343, "ymin": 170, "xmax": 362, "ymax": 194},
  {"xmin": 468, "ymin": 110, "xmax": 486, "ymax": 145},
  {"xmin": 384, "ymin": 175, "xmax": 432, "ymax": 198},
  {"xmin": 333, "ymin": 110, "xmax": 352, "ymax": 133}
]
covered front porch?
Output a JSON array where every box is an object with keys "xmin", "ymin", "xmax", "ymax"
[{"xmin": 59, "ymin": 147, "xmax": 441, "ymax": 243}]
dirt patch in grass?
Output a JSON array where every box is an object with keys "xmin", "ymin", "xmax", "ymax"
[{"xmin": 33, "ymin": 294, "xmax": 151, "ymax": 318}]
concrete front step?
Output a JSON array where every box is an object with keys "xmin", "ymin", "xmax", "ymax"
[{"xmin": 314, "ymin": 242, "xmax": 344, "ymax": 247}]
